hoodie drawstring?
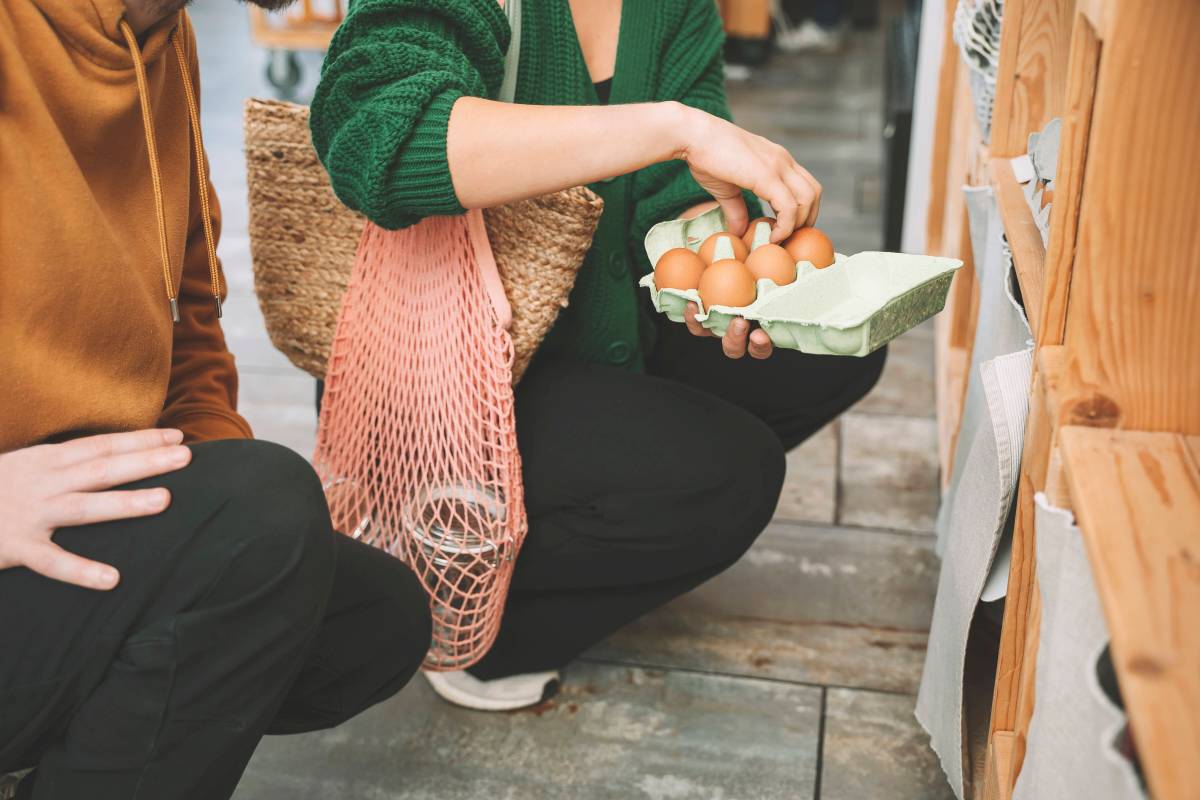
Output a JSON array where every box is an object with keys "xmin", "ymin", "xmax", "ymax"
[{"xmin": 118, "ymin": 15, "xmax": 222, "ymax": 323}]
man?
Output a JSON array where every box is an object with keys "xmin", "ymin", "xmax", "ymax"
[{"xmin": 0, "ymin": 0, "xmax": 432, "ymax": 797}]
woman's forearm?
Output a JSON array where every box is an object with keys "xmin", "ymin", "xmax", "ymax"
[
  {"xmin": 446, "ymin": 98, "xmax": 689, "ymax": 209},
  {"xmin": 447, "ymin": 96, "xmax": 819, "ymax": 242}
]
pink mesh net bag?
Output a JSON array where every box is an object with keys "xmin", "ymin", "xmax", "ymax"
[{"xmin": 314, "ymin": 211, "xmax": 524, "ymax": 670}]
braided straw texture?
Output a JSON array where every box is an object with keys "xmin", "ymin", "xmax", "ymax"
[{"xmin": 244, "ymin": 99, "xmax": 603, "ymax": 382}]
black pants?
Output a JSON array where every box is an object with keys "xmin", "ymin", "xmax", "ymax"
[
  {"xmin": 467, "ymin": 320, "xmax": 886, "ymax": 679},
  {"xmin": 2, "ymin": 325, "xmax": 881, "ymax": 798},
  {"xmin": 0, "ymin": 440, "xmax": 432, "ymax": 800}
]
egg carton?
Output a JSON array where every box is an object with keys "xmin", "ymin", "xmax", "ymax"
[{"xmin": 640, "ymin": 208, "xmax": 964, "ymax": 357}]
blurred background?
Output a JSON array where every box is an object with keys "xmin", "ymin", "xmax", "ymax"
[{"xmin": 193, "ymin": 1, "xmax": 952, "ymax": 797}]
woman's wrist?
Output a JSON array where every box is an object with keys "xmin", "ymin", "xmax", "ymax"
[{"xmin": 657, "ymin": 101, "xmax": 702, "ymax": 163}]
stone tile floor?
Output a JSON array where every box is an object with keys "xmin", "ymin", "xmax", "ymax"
[{"xmin": 189, "ymin": 4, "xmax": 951, "ymax": 798}]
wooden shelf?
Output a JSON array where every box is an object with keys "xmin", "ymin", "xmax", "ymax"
[
  {"xmin": 990, "ymin": 158, "xmax": 1046, "ymax": 338},
  {"xmin": 249, "ymin": 7, "xmax": 340, "ymax": 51},
  {"xmin": 935, "ymin": 1, "xmax": 1200, "ymax": 796},
  {"xmin": 984, "ymin": 731, "xmax": 1015, "ymax": 800},
  {"xmin": 1059, "ymin": 427, "xmax": 1200, "ymax": 800}
]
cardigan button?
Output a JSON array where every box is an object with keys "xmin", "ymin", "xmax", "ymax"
[
  {"xmin": 607, "ymin": 340, "xmax": 632, "ymax": 364},
  {"xmin": 607, "ymin": 252, "xmax": 626, "ymax": 278}
]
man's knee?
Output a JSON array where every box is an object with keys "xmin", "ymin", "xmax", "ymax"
[
  {"xmin": 188, "ymin": 440, "xmax": 336, "ymax": 622},
  {"xmin": 346, "ymin": 539, "xmax": 433, "ymax": 686},
  {"xmin": 376, "ymin": 561, "xmax": 433, "ymax": 688}
]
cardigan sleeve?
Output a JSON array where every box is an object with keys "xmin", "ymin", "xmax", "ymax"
[
  {"xmin": 628, "ymin": 0, "xmax": 761, "ymax": 274},
  {"xmin": 310, "ymin": 0, "xmax": 509, "ymax": 230}
]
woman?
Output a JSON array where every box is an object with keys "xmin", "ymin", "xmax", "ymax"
[{"xmin": 311, "ymin": 0, "xmax": 885, "ymax": 710}]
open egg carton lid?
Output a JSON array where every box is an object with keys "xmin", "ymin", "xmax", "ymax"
[{"xmin": 640, "ymin": 207, "xmax": 963, "ymax": 357}]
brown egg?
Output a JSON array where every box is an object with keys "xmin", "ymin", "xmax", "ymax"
[
  {"xmin": 698, "ymin": 232, "xmax": 750, "ymax": 265},
  {"xmin": 782, "ymin": 227, "xmax": 835, "ymax": 268},
  {"xmin": 698, "ymin": 259, "xmax": 757, "ymax": 308},
  {"xmin": 654, "ymin": 247, "xmax": 707, "ymax": 291},
  {"xmin": 745, "ymin": 243, "xmax": 796, "ymax": 286},
  {"xmin": 741, "ymin": 217, "xmax": 776, "ymax": 248}
]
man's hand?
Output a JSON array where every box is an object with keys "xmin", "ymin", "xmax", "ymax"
[
  {"xmin": 0, "ymin": 429, "xmax": 191, "ymax": 590},
  {"xmin": 684, "ymin": 302, "xmax": 774, "ymax": 360}
]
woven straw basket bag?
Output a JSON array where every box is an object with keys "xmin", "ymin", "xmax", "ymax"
[
  {"xmin": 243, "ymin": 99, "xmax": 603, "ymax": 382},
  {"xmin": 245, "ymin": 0, "xmax": 603, "ymax": 671}
]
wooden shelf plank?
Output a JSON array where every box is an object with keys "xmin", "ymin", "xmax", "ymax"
[
  {"xmin": 1059, "ymin": 427, "xmax": 1200, "ymax": 800},
  {"xmin": 988, "ymin": 0, "xmax": 1076, "ymax": 157},
  {"xmin": 1038, "ymin": 13, "xmax": 1102, "ymax": 346},
  {"xmin": 1061, "ymin": 0, "xmax": 1200, "ymax": 434},
  {"xmin": 1036, "ymin": 346, "xmax": 1071, "ymax": 506},
  {"xmin": 990, "ymin": 158, "xmax": 1046, "ymax": 339},
  {"xmin": 984, "ymin": 731, "xmax": 1015, "ymax": 800}
]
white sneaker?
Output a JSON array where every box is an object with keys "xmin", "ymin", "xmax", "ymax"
[
  {"xmin": 724, "ymin": 63, "xmax": 753, "ymax": 82},
  {"xmin": 0, "ymin": 771, "xmax": 28, "ymax": 800},
  {"xmin": 423, "ymin": 668, "xmax": 560, "ymax": 711},
  {"xmin": 776, "ymin": 19, "xmax": 846, "ymax": 53}
]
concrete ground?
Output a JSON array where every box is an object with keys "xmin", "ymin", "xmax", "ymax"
[{"xmin": 190, "ymin": 4, "xmax": 952, "ymax": 798}]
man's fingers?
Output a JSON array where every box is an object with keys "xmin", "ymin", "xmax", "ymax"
[
  {"xmin": 748, "ymin": 329, "xmax": 774, "ymax": 360},
  {"xmin": 51, "ymin": 429, "xmax": 184, "ymax": 468},
  {"xmin": 61, "ymin": 445, "xmax": 191, "ymax": 492},
  {"xmin": 47, "ymin": 488, "xmax": 172, "ymax": 528},
  {"xmin": 20, "ymin": 541, "xmax": 120, "ymax": 590},
  {"xmin": 684, "ymin": 303, "xmax": 714, "ymax": 337},
  {"xmin": 723, "ymin": 319, "xmax": 750, "ymax": 359}
]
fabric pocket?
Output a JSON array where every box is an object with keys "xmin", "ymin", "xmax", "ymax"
[
  {"xmin": 50, "ymin": 633, "xmax": 175, "ymax": 771},
  {"xmin": 917, "ymin": 185, "xmax": 1034, "ymax": 798},
  {"xmin": 1012, "ymin": 495, "xmax": 1147, "ymax": 800}
]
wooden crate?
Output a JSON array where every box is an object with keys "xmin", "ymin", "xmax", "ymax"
[{"xmin": 248, "ymin": 1, "xmax": 342, "ymax": 52}]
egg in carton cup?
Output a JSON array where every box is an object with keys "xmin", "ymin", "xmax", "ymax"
[{"xmin": 639, "ymin": 207, "xmax": 964, "ymax": 357}]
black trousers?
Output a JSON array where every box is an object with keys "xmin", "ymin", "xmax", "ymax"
[
  {"xmin": 467, "ymin": 320, "xmax": 886, "ymax": 679},
  {"xmin": 2, "ymin": 325, "xmax": 882, "ymax": 799},
  {"xmin": 0, "ymin": 440, "xmax": 432, "ymax": 800}
]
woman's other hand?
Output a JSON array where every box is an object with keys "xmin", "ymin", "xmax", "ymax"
[
  {"xmin": 671, "ymin": 103, "xmax": 821, "ymax": 242},
  {"xmin": 684, "ymin": 303, "xmax": 774, "ymax": 360}
]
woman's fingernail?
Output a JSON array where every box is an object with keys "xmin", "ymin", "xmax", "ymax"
[
  {"xmin": 162, "ymin": 429, "xmax": 184, "ymax": 444},
  {"xmin": 96, "ymin": 567, "xmax": 119, "ymax": 588}
]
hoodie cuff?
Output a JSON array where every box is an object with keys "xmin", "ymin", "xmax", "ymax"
[{"xmin": 165, "ymin": 409, "xmax": 254, "ymax": 444}]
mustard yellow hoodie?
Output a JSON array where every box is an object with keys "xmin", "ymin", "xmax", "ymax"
[{"xmin": 0, "ymin": 0, "xmax": 252, "ymax": 451}]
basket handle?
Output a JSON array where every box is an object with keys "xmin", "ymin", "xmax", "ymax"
[{"xmin": 471, "ymin": 0, "xmax": 520, "ymax": 332}]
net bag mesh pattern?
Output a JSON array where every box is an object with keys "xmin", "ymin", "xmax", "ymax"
[
  {"xmin": 953, "ymin": 0, "xmax": 1004, "ymax": 142},
  {"xmin": 314, "ymin": 212, "xmax": 525, "ymax": 670}
]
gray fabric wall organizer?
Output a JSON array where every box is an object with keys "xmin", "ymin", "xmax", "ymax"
[
  {"xmin": 917, "ymin": 184, "xmax": 1033, "ymax": 797},
  {"xmin": 1012, "ymin": 495, "xmax": 1146, "ymax": 800}
]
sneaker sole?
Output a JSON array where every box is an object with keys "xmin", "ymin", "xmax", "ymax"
[{"xmin": 423, "ymin": 671, "xmax": 560, "ymax": 712}]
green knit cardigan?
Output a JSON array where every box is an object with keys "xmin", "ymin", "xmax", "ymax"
[{"xmin": 311, "ymin": 0, "xmax": 753, "ymax": 370}]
